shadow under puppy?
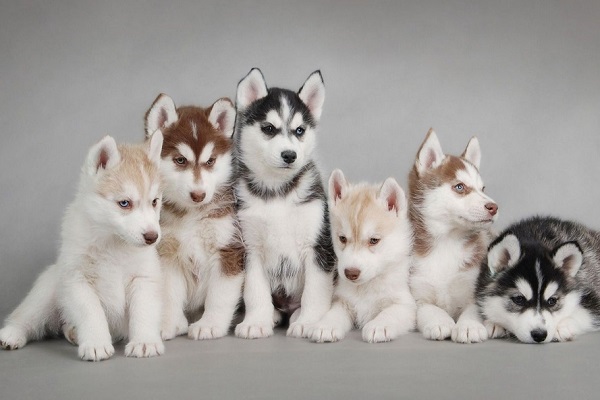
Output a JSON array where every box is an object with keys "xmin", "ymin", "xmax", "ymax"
[{"xmin": 308, "ymin": 170, "xmax": 416, "ymax": 343}]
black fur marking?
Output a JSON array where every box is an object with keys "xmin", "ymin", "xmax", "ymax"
[
  {"xmin": 313, "ymin": 201, "xmax": 336, "ymax": 273},
  {"xmin": 237, "ymin": 160, "xmax": 317, "ymax": 201}
]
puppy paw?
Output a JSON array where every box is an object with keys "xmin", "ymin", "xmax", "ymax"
[
  {"xmin": 0, "ymin": 326, "xmax": 27, "ymax": 350},
  {"xmin": 362, "ymin": 322, "xmax": 398, "ymax": 343},
  {"xmin": 125, "ymin": 340, "xmax": 164, "ymax": 358},
  {"xmin": 422, "ymin": 321, "xmax": 455, "ymax": 341},
  {"xmin": 484, "ymin": 321, "xmax": 507, "ymax": 339},
  {"xmin": 78, "ymin": 342, "xmax": 115, "ymax": 361},
  {"xmin": 188, "ymin": 320, "xmax": 228, "ymax": 340},
  {"xmin": 62, "ymin": 324, "xmax": 78, "ymax": 346},
  {"xmin": 451, "ymin": 321, "xmax": 488, "ymax": 343},
  {"xmin": 161, "ymin": 316, "xmax": 188, "ymax": 341},
  {"xmin": 554, "ymin": 319, "xmax": 578, "ymax": 342},
  {"xmin": 287, "ymin": 321, "xmax": 311, "ymax": 338},
  {"xmin": 273, "ymin": 309, "xmax": 283, "ymax": 326},
  {"xmin": 308, "ymin": 324, "xmax": 345, "ymax": 343},
  {"xmin": 235, "ymin": 321, "xmax": 273, "ymax": 339}
]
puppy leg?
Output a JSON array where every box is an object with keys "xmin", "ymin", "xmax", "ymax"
[
  {"xmin": 288, "ymin": 259, "xmax": 333, "ymax": 338},
  {"xmin": 189, "ymin": 269, "xmax": 243, "ymax": 340},
  {"xmin": 235, "ymin": 253, "xmax": 274, "ymax": 339},
  {"xmin": 417, "ymin": 303, "xmax": 456, "ymax": 341},
  {"xmin": 125, "ymin": 274, "xmax": 164, "ymax": 358},
  {"xmin": 307, "ymin": 301, "xmax": 353, "ymax": 343},
  {"xmin": 160, "ymin": 260, "xmax": 189, "ymax": 340},
  {"xmin": 451, "ymin": 303, "xmax": 488, "ymax": 344},
  {"xmin": 363, "ymin": 299, "xmax": 416, "ymax": 343},
  {"xmin": 0, "ymin": 265, "xmax": 60, "ymax": 350}
]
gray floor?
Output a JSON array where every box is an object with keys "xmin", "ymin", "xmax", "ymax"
[{"xmin": 2, "ymin": 328, "xmax": 599, "ymax": 400}]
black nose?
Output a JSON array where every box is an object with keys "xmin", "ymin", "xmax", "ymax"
[
  {"xmin": 530, "ymin": 329, "xmax": 547, "ymax": 343},
  {"xmin": 143, "ymin": 231, "xmax": 158, "ymax": 245},
  {"xmin": 281, "ymin": 150, "xmax": 297, "ymax": 164}
]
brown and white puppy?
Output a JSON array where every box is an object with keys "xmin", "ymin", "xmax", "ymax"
[
  {"xmin": 145, "ymin": 94, "xmax": 244, "ymax": 340},
  {"xmin": 408, "ymin": 129, "xmax": 498, "ymax": 343}
]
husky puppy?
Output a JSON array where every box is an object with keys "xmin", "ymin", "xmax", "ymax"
[
  {"xmin": 233, "ymin": 68, "xmax": 336, "ymax": 339},
  {"xmin": 145, "ymin": 94, "xmax": 244, "ymax": 340},
  {"xmin": 0, "ymin": 133, "xmax": 165, "ymax": 361},
  {"xmin": 308, "ymin": 170, "xmax": 416, "ymax": 343},
  {"xmin": 476, "ymin": 216, "xmax": 600, "ymax": 343},
  {"xmin": 408, "ymin": 129, "xmax": 498, "ymax": 343}
]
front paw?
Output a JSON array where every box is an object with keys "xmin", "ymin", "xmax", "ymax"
[
  {"xmin": 78, "ymin": 342, "xmax": 115, "ymax": 361},
  {"xmin": 451, "ymin": 321, "xmax": 488, "ymax": 343},
  {"xmin": 62, "ymin": 324, "xmax": 78, "ymax": 346},
  {"xmin": 235, "ymin": 320, "xmax": 274, "ymax": 339},
  {"xmin": 188, "ymin": 320, "xmax": 228, "ymax": 340},
  {"xmin": 554, "ymin": 319, "xmax": 579, "ymax": 342},
  {"xmin": 161, "ymin": 316, "xmax": 188, "ymax": 341},
  {"xmin": 0, "ymin": 326, "xmax": 27, "ymax": 350},
  {"xmin": 125, "ymin": 340, "xmax": 165, "ymax": 358},
  {"xmin": 308, "ymin": 324, "xmax": 345, "ymax": 343},
  {"xmin": 287, "ymin": 321, "xmax": 312, "ymax": 338},
  {"xmin": 362, "ymin": 321, "xmax": 398, "ymax": 343},
  {"xmin": 484, "ymin": 321, "xmax": 507, "ymax": 339},
  {"xmin": 422, "ymin": 321, "xmax": 455, "ymax": 341}
]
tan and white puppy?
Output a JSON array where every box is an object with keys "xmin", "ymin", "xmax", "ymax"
[
  {"xmin": 0, "ymin": 134, "xmax": 165, "ymax": 361},
  {"xmin": 408, "ymin": 129, "xmax": 498, "ymax": 343},
  {"xmin": 145, "ymin": 94, "xmax": 244, "ymax": 341},
  {"xmin": 308, "ymin": 170, "xmax": 416, "ymax": 343}
]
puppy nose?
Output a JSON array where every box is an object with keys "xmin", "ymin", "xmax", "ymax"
[
  {"xmin": 143, "ymin": 231, "xmax": 158, "ymax": 245},
  {"xmin": 344, "ymin": 268, "xmax": 361, "ymax": 281},
  {"xmin": 530, "ymin": 329, "xmax": 547, "ymax": 343},
  {"xmin": 485, "ymin": 202, "xmax": 498, "ymax": 216},
  {"xmin": 281, "ymin": 150, "xmax": 297, "ymax": 164},
  {"xmin": 190, "ymin": 191, "xmax": 206, "ymax": 203}
]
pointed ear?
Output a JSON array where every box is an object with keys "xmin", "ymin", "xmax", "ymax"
[
  {"xmin": 147, "ymin": 130, "xmax": 163, "ymax": 167},
  {"xmin": 86, "ymin": 135, "xmax": 121, "ymax": 175},
  {"xmin": 328, "ymin": 169, "xmax": 348, "ymax": 205},
  {"xmin": 298, "ymin": 70, "xmax": 325, "ymax": 121},
  {"xmin": 208, "ymin": 98, "xmax": 236, "ymax": 137},
  {"xmin": 487, "ymin": 233, "xmax": 521, "ymax": 276},
  {"xmin": 145, "ymin": 94, "xmax": 178, "ymax": 137},
  {"xmin": 378, "ymin": 178, "xmax": 407, "ymax": 216},
  {"xmin": 552, "ymin": 242, "xmax": 583, "ymax": 277},
  {"xmin": 462, "ymin": 136, "xmax": 481, "ymax": 169},
  {"xmin": 236, "ymin": 68, "xmax": 268, "ymax": 109},
  {"xmin": 415, "ymin": 129, "xmax": 445, "ymax": 175}
]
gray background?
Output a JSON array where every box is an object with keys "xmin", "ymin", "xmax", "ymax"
[{"xmin": 1, "ymin": 1, "xmax": 599, "ymax": 399}]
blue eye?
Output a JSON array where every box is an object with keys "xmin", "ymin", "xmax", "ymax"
[
  {"xmin": 118, "ymin": 200, "xmax": 130, "ymax": 208},
  {"xmin": 453, "ymin": 183, "xmax": 465, "ymax": 193},
  {"xmin": 295, "ymin": 127, "xmax": 305, "ymax": 136}
]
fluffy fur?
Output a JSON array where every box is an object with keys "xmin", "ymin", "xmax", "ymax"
[
  {"xmin": 0, "ymin": 134, "xmax": 165, "ymax": 361},
  {"xmin": 408, "ymin": 129, "xmax": 498, "ymax": 343},
  {"xmin": 233, "ymin": 68, "xmax": 336, "ymax": 339},
  {"xmin": 307, "ymin": 170, "xmax": 416, "ymax": 343},
  {"xmin": 145, "ymin": 94, "xmax": 244, "ymax": 341},
  {"xmin": 476, "ymin": 216, "xmax": 600, "ymax": 343}
]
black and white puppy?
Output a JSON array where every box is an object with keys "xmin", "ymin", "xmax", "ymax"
[
  {"xmin": 476, "ymin": 216, "xmax": 600, "ymax": 343},
  {"xmin": 233, "ymin": 68, "xmax": 336, "ymax": 339}
]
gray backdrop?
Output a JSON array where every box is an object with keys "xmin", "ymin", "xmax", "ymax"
[{"xmin": 1, "ymin": 1, "xmax": 599, "ymax": 399}]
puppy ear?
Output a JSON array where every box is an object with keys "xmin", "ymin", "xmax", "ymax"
[
  {"xmin": 236, "ymin": 68, "xmax": 268, "ymax": 109},
  {"xmin": 462, "ymin": 136, "xmax": 481, "ymax": 169},
  {"xmin": 208, "ymin": 98, "xmax": 236, "ymax": 137},
  {"xmin": 298, "ymin": 70, "xmax": 325, "ymax": 121},
  {"xmin": 86, "ymin": 135, "xmax": 121, "ymax": 175},
  {"xmin": 147, "ymin": 130, "xmax": 163, "ymax": 167},
  {"xmin": 487, "ymin": 233, "xmax": 521, "ymax": 275},
  {"xmin": 552, "ymin": 242, "xmax": 583, "ymax": 277},
  {"xmin": 378, "ymin": 178, "xmax": 407, "ymax": 216},
  {"xmin": 329, "ymin": 169, "xmax": 348, "ymax": 205},
  {"xmin": 145, "ymin": 94, "xmax": 178, "ymax": 137},
  {"xmin": 415, "ymin": 129, "xmax": 445, "ymax": 175}
]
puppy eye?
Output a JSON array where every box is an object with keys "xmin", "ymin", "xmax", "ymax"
[
  {"xmin": 369, "ymin": 238, "xmax": 380, "ymax": 246},
  {"xmin": 174, "ymin": 156, "xmax": 187, "ymax": 165},
  {"xmin": 261, "ymin": 124, "xmax": 276, "ymax": 135},
  {"xmin": 339, "ymin": 235, "xmax": 347, "ymax": 244},
  {"xmin": 510, "ymin": 295, "xmax": 527, "ymax": 306},
  {"xmin": 152, "ymin": 198, "xmax": 159, "ymax": 207},
  {"xmin": 118, "ymin": 200, "xmax": 131, "ymax": 209},
  {"xmin": 295, "ymin": 127, "xmax": 305, "ymax": 136},
  {"xmin": 206, "ymin": 157, "xmax": 216, "ymax": 166},
  {"xmin": 453, "ymin": 183, "xmax": 465, "ymax": 193},
  {"xmin": 547, "ymin": 297, "xmax": 558, "ymax": 307}
]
